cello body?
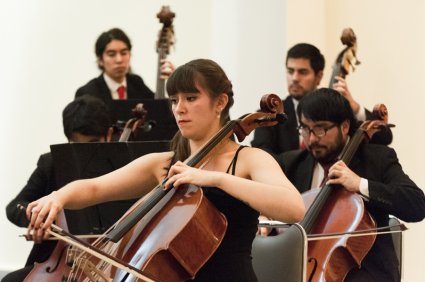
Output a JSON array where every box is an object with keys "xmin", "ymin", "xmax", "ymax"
[
  {"xmin": 302, "ymin": 188, "xmax": 376, "ymax": 282},
  {"xmin": 113, "ymin": 184, "xmax": 227, "ymax": 282},
  {"xmin": 23, "ymin": 240, "xmax": 73, "ymax": 282},
  {"xmin": 23, "ymin": 212, "xmax": 95, "ymax": 282}
]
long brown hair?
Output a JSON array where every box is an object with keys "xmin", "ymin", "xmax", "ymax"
[{"xmin": 166, "ymin": 59, "xmax": 234, "ymax": 161}]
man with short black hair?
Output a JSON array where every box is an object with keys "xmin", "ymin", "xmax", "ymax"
[
  {"xmin": 75, "ymin": 28, "xmax": 174, "ymax": 102},
  {"xmin": 251, "ymin": 43, "xmax": 384, "ymax": 157},
  {"xmin": 278, "ymin": 88, "xmax": 425, "ymax": 281},
  {"xmin": 3, "ymin": 96, "xmax": 112, "ymax": 282}
]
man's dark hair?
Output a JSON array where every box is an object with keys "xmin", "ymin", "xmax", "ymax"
[
  {"xmin": 62, "ymin": 96, "xmax": 111, "ymax": 140},
  {"xmin": 95, "ymin": 28, "xmax": 132, "ymax": 69},
  {"xmin": 297, "ymin": 88, "xmax": 357, "ymax": 136},
  {"xmin": 286, "ymin": 43, "xmax": 325, "ymax": 74}
]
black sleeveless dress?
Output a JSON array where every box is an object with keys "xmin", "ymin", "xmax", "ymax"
[{"xmin": 191, "ymin": 146, "xmax": 259, "ymax": 282}]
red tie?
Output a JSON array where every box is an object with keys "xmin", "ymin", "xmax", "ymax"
[{"xmin": 117, "ymin": 85, "xmax": 126, "ymax": 100}]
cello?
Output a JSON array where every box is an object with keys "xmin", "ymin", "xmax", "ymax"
[
  {"xmin": 155, "ymin": 6, "xmax": 175, "ymax": 99},
  {"xmin": 118, "ymin": 103, "xmax": 150, "ymax": 142},
  {"xmin": 32, "ymin": 94, "xmax": 286, "ymax": 281},
  {"xmin": 299, "ymin": 104, "xmax": 394, "ymax": 282}
]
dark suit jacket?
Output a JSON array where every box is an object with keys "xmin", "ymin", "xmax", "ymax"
[
  {"xmin": 278, "ymin": 144, "xmax": 425, "ymax": 281},
  {"xmin": 6, "ymin": 153, "xmax": 58, "ymax": 266},
  {"xmin": 251, "ymin": 96, "xmax": 299, "ymax": 158},
  {"xmin": 251, "ymin": 96, "xmax": 393, "ymax": 158},
  {"xmin": 75, "ymin": 73, "xmax": 154, "ymax": 103}
]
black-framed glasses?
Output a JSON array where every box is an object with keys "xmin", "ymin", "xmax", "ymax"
[{"xmin": 297, "ymin": 123, "xmax": 337, "ymax": 138}]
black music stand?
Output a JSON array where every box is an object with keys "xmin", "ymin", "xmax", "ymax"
[
  {"xmin": 50, "ymin": 141, "xmax": 170, "ymax": 235},
  {"xmin": 110, "ymin": 99, "xmax": 178, "ymax": 141}
]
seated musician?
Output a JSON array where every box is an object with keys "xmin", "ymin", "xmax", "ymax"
[
  {"xmin": 251, "ymin": 43, "xmax": 392, "ymax": 158},
  {"xmin": 277, "ymin": 88, "xmax": 425, "ymax": 281},
  {"xmin": 3, "ymin": 96, "xmax": 112, "ymax": 282},
  {"xmin": 75, "ymin": 27, "xmax": 175, "ymax": 103},
  {"xmin": 26, "ymin": 59, "xmax": 305, "ymax": 282}
]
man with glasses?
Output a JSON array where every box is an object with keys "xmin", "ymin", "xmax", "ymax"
[
  {"xmin": 278, "ymin": 88, "xmax": 425, "ymax": 281},
  {"xmin": 251, "ymin": 43, "xmax": 390, "ymax": 158}
]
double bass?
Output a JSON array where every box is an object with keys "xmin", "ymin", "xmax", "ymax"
[{"xmin": 27, "ymin": 94, "xmax": 286, "ymax": 281}]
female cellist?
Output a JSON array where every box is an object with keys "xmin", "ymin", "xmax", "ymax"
[{"xmin": 26, "ymin": 59, "xmax": 305, "ymax": 281}]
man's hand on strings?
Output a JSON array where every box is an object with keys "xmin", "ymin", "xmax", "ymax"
[{"xmin": 326, "ymin": 160, "xmax": 361, "ymax": 193}]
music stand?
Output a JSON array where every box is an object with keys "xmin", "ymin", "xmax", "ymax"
[{"xmin": 50, "ymin": 141, "xmax": 170, "ymax": 234}]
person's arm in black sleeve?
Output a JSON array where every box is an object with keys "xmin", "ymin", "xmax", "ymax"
[
  {"xmin": 366, "ymin": 146, "xmax": 425, "ymax": 222},
  {"xmin": 6, "ymin": 153, "xmax": 55, "ymax": 227}
]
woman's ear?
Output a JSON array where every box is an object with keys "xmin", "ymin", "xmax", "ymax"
[{"xmin": 216, "ymin": 93, "xmax": 229, "ymax": 110}]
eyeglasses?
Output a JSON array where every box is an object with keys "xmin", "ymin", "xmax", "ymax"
[{"xmin": 297, "ymin": 123, "xmax": 337, "ymax": 138}]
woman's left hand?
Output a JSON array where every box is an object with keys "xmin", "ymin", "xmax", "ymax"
[{"xmin": 163, "ymin": 161, "xmax": 221, "ymax": 190}]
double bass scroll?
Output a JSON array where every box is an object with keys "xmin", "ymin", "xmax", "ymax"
[
  {"xmin": 329, "ymin": 28, "xmax": 361, "ymax": 88},
  {"xmin": 155, "ymin": 6, "xmax": 175, "ymax": 99}
]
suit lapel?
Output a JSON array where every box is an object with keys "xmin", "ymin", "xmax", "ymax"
[
  {"xmin": 97, "ymin": 75, "xmax": 114, "ymax": 104},
  {"xmin": 283, "ymin": 97, "xmax": 301, "ymax": 150},
  {"xmin": 296, "ymin": 154, "xmax": 315, "ymax": 192}
]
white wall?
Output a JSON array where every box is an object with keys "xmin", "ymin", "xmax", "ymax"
[{"xmin": 0, "ymin": 0, "xmax": 285, "ymax": 272}]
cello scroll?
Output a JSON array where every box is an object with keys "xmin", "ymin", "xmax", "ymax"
[
  {"xmin": 234, "ymin": 94, "xmax": 287, "ymax": 141},
  {"xmin": 358, "ymin": 103, "xmax": 395, "ymax": 141}
]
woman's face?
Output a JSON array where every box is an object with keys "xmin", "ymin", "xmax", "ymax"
[{"xmin": 170, "ymin": 86, "xmax": 225, "ymax": 143}]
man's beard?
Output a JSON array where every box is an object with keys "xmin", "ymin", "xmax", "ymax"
[{"xmin": 309, "ymin": 129, "xmax": 345, "ymax": 164}]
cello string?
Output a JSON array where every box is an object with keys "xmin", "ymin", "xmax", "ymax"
[
  {"xmin": 48, "ymin": 225, "xmax": 156, "ymax": 282},
  {"xmin": 307, "ymin": 223, "xmax": 407, "ymax": 241}
]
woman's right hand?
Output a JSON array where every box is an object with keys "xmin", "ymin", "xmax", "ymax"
[{"xmin": 26, "ymin": 191, "xmax": 64, "ymax": 243}]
